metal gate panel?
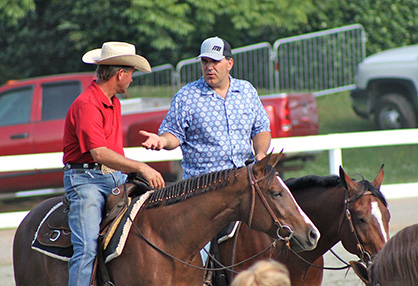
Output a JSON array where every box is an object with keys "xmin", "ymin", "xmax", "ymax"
[
  {"xmin": 130, "ymin": 64, "xmax": 176, "ymax": 98},
  {"xmin": 273, "ymin": 24, "xmax": 365, "ymax": 96}
]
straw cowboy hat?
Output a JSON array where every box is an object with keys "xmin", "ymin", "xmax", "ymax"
[{"xmin": 82, "ymin": 41, "xmax": 151, "ymax": 73}]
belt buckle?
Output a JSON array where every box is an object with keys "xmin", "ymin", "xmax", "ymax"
[{"xmin": 101, "ymin": 164, "xmax": 116, "ymax": 174}]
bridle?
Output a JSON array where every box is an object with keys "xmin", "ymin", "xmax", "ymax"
[
  {"xmin": 341, "ymin": 186, "xmax": 374, "ymax": 264},
  {"xmin": 247, "ymin": 163, "xmax": 294, "ymax": 242},
  {"xmin": 289, "ymin": 183, "xmax": 376, "ymax": 270}
]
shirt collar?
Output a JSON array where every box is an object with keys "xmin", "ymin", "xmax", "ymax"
[
  {"xmin": 200, "ymin": 75, "xmax": 241, "ymax": 97},
  {"xmin": 91, "ymin": 80, "xmax": 115, "ymax": 107}
]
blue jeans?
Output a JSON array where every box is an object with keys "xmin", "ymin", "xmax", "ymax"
[{"xmin": 64, "ymin": 169, "xmax": 127, "ymax": 286}]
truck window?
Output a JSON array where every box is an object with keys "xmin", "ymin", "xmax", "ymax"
[
  {"xmin": 0, "ymin": 87, "xmax": 33, "ymax": 126},
  {"xmin": 42, "ymin": 81, "xmax": 82, "ymax": 121}
]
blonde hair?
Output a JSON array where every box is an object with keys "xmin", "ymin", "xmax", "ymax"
[{"xmin": 231, "ymin": 260, "xmax": 291, "ymax": 286}]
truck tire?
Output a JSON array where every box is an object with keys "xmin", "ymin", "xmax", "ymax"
[{"xmin": 374, "ymin": 93, "xmax": 417, "ymax": 129}]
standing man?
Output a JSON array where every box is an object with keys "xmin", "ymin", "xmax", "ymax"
[
  {"xmin": 140, "ymin": 36, "xmax": 271, "ymax": 263},
  {"xmin": 63, "ymin": 41, "xmax": 165, "ymax": 286},
  {"xmin": 141, "ymin": 36, "xmax": 271, "ymax": 179}
]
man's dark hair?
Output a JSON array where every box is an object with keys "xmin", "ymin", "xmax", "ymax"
[{"xmin": 96, "ymin": 65, "xmax": 132, "ymax": 81}]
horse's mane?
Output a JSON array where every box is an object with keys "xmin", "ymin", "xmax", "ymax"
[
  {"xmin": 285, "ymin": 174, "xmax": 387, "ymax": 207},
  {"xmin": 285, "ymin": 175, "xmax": 341, "ymax": 191},
  {"xmin": 146, "ymin": 168, "xmax": 238, "ymax": 208},
  {"xmin": 369, "ymin": 223, "xmax": 418, "ymax": 285}
]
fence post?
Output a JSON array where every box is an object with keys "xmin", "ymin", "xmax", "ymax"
[{"xmin": 329, "ymin": 148, "xmax": 342, "ymax": 175}]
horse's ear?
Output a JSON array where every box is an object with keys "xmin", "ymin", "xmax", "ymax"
[
  {"xmin": 350, "ymin": 261, "xmax": 371, "ymax": 285},
  {"xmin": 372, "ymin": 164, "xmax": 384, "ymax": 188},
  {"xmin": 339, "ymin": 166, "xmax": 357, "ymax": 196},
  {"xmin": 269, "ymin": 149, "xmax": 284, "ymax": 168},
  {"xmin": 254, "ymin": 152, "xmax": 272, "ymax": 174}
]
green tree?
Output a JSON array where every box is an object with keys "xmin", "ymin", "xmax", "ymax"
[
  {"xmin": 0, "ymin": 0, "xmax": 35, "ymax": 25},
  {"xmin": 0, "ymin": 0, "xmax": 314, "ymax": 83},
  {"xmin": 300, "ymin": 0, "xmax": 418, "ymax": 56}
]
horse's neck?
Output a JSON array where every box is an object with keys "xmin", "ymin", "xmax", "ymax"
[{"xmin": 141, "ymin": 182, "xmax": 244, "ymax": 252}]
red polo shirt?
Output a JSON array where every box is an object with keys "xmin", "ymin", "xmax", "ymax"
[{"xmin": 63, "ymin": 81, "xmax": 124, "ymax": 164}]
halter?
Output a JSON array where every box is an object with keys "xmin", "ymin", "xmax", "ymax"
[{"xmin": 247, "ymin": 164, "xmax": 294, "ymax": 242}]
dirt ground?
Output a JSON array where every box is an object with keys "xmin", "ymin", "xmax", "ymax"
[{"xmin": 2, "ymin": 197, "xmax": 417, "ymax": 286}]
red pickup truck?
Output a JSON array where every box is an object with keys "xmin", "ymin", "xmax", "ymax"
[{"xmin": 0, "ymin": 73, "xmax": 319, "ymax": 193}]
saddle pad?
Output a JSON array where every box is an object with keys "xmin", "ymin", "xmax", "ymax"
[
  {"xmin": 103, "ymin": 191, "xmax": 151, "ymax": 263},
  {"xmin": 217, "ymin": 221, "xmax": 241, "ymax": 244}
]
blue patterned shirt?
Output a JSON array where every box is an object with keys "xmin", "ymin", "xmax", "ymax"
[{"xmin": 159, "ymin": 76, "xmax": 270, "ymax": 179}]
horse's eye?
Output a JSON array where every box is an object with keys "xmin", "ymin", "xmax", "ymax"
[
  {"xmin": 355, "ymin": 216, "xmax": 366, "ymax": 224},
  {"xmin": 271, "ymin": 191, "xmax": 283, "ymax": 198}
]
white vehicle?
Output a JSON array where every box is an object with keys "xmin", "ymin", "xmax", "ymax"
[{"xmin": 350, "ymin": 44, "xmax": 418, "ymax": 129}]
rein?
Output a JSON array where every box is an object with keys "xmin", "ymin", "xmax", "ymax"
[{"xmin": 127, "ymin": 163, "xmax": 290, "ymax": 272}]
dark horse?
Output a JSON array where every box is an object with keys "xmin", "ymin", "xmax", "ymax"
[
  {"xmin": 216, "ymin": 165, "xmax": 390, "ymax": 286},
  {"xmin": 13, "ymin": 153, "xmax": 320, "ymax": 286},
  {"xmin": 351, "ymin": 223, "xmax": 418, "ymax": 286}
]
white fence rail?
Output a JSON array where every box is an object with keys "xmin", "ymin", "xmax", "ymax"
[{"xmin": 1, "ymin": 129, "xmax": 418, "ymax": 229}]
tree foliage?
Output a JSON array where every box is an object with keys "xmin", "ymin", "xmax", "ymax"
[
  {"xmin": 300, "ymin": 0, "xmax": 418, "ymax": 55},
  {"xmin": 1, "ymin": 0, "xmax": 417, "ymax": 84},
  {"xmin": 0, "ymin": 0, "xmax": 35, "ymax": 25},
  {"xmin": 0, "ymin": 0, "xmax": 314, "ymax": 83}
]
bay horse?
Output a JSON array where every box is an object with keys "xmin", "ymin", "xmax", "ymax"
[
  {"xmin": 13, "ymin": 153, "xmax": 320, "ymax": 286},
  {"xmin": 216, "ymin": 165, "xmax": 390, "ymax": 286},
  {"xmin": 351, "ymin": 223, "xmax": 418, "ymax": 286}
]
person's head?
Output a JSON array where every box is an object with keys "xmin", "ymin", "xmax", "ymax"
[
  {"xmin": 197, "ymin": 36, "xmax": 234, "ymax": 89},
  {"xmin": 231, "ymin": 260, "xmax": 291, "ymax": 286}
]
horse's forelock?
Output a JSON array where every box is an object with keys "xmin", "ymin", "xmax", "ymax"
[{"xmin": 358, "ymin": 180, "xmax": 388, "ymax": 207}]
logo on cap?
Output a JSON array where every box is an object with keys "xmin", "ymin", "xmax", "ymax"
[{"xmin": 212, "ymin": 46, "xmax": 222, "ymax": 52}]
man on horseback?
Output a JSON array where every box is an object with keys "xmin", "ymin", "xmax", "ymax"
[
  {"xmin": 140, "ymin": 36, "xmax": 271, "ymax": 263},
  {"xmin": 62, "ymin": 41, "xmax": 165, "ymax": 286}
]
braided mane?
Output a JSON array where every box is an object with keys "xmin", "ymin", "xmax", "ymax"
[{"xmin": 146, "ymin": 168, "xmax": 237, "ymax": 209}]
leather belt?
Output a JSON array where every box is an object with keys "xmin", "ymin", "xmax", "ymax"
[
  {"xmin": 64, "ymin": 163, "xmax": 101, "ymax": 170},
  {"xmin": 64, "ymin": 162, "xmax": 117, "ymax": 174}
]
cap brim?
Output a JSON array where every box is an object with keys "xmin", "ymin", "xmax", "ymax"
[
  {"xmin": 82, "ymin": 50, "xmax": 151, "ymax": 73},
  {"xmin": 196, "ymin": 53, "xmax": 225, "ymax": 61}
]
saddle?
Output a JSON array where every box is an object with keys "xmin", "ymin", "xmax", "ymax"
[{"xmin": 35, "ymin": 174, "xmax": 150, "ymax": 250}]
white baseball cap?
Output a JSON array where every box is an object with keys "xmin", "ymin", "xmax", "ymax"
[{"xmin": 197, "ymin": 36, "xmax": 232, "ymax": 61}]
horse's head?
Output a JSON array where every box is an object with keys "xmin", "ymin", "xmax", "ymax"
[
  {"xmin": 338, "ymin": 165, "xmax": 390, "ymax": 263},
  {"xmin": 246, "ymin": 152, "xmax": 320, "ymax": 252},
  {"xmin": 351, "ymin": 223, "xmax": 418, "ymax": 286}
]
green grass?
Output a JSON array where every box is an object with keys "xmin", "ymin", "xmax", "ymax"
[{"xmin": 285, "ymin": 92, "xmax": 418, "ymax": 184}]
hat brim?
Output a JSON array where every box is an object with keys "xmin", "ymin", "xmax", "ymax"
[
  {"xmin": 196, "ymin": 53, "xmax": 225, "ymax": 61},
  {"xmin": 82, "ymin": 49, "xmax": 151, "ymax": 73}
]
